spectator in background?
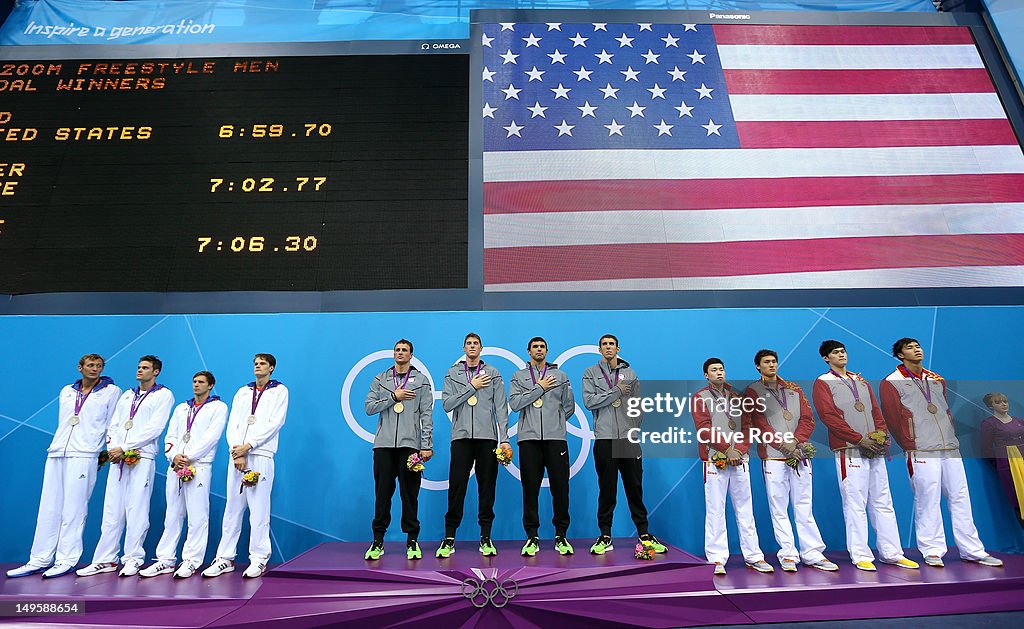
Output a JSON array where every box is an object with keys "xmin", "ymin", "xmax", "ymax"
[{"xmin": 980, "ymin": 392, "xmax": 1024, "ymax": 528}]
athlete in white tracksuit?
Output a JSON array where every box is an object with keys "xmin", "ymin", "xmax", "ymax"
[
  {"xmin": 78, "ymin": 355, "xmax": 175, "ymax": 576},
  {"xmin": 6, "ymin": 355, "xmax": 121, "ymax": 579},
  {"xmin": 142, "ymin": 371, "xmax": 228, "ymax": 578},
  {"xmin": 204, "ymin": 354, "xmax": 288, "ymax": 578}
]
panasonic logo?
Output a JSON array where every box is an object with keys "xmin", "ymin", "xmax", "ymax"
[{"xmin": 709, "ymin": 13, "xmax": 751, "ymax": 20}]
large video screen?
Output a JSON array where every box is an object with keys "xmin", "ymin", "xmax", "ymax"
[
  {"xmin": 0, "ymin": 54, "xmax": 468, "ymax": 293},
  {"xmin": 480, "ymin": 22, "xmax": 1024, "ymax": 292}
]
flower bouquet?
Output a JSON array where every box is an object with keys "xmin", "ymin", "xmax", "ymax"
[
  {"xmin": 122, "ymin": 449, "xmax": 141, "ymax": 466},
  {"xmin": 495, "ymin": 444, "xmax": 514, "ymax": 466},
  {"xmin": 710, "ymin": 451, "xmax": 728, "ymax": 469},
  {"xmin": 635, "ymin": 538, "xmax": 657, "ymax": 560},
  {"xmin": 97, "ymin": 450, "xmax": 110, "ymax": 470},
  {"xmin": 785, "ymin": 442, "xmax": 816, "ymax": 474},
  {"xmin": 407, "ymin": 452, "xmax": 426, "ymax": 473},
  {"xmin": 863, "ymin": 429, "xmax": 891, "ymax": 459},
  {"xmin": 176, "ymin": 465, "xmax": 197, "ymax": 483},
  {"xmin": 239, "ymin": 468, "xmax": 261, "ymax": 493}
]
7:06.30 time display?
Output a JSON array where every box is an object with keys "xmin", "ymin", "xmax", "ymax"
[{"xmin": 197, "ymin": 235, "xmax": 318, "ymax": 253}]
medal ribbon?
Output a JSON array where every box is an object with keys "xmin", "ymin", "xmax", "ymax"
[
  {"xmin": 464, "ymin": 361, "xmax": 484, "ymax": 384},
  {"xmin": 129, "ymin": 384, "xmax": 158, "ymax": 422},
  {"xmin": 251, "ymin": 384, "xmax": 270, "ymax": 416},
  {"xmin": 829, "ymin": 369, "xmax": 862, "ymax": 405},
  {"xmin": 74, "ymin": 383, "xmax": 94, "ymax": 417},
  {"xmin": 899, "ymin": 365, "xmax": 934, "ymax": 406},
  {"xmin": 600, "ymin": 363, "xmax": 621, "ymax": 389},
  {"xmin": 186, "ymin": 397, "xmax": 210, "ymax": 438},
  {"xmin": 529, "ymin": 363, "xmax": 548, "ymax": 384},
  {"xmin": 392, "ymin": 368, "xmax": 412, "ymax": 390},
  {"xmin": 764, "ymin": 379, "xmax": 791, "ymax": 414}
]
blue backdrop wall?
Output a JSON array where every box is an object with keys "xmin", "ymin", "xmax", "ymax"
[{"xmin": 1, "ymin": 305, "xmax": 1022, "ymax": 565}]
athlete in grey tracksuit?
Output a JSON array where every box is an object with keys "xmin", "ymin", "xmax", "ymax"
[
  {"xmin": 364, "ymin": 340, "xmax": 433, "ymax": 548},
  {"xmin": 440, "ymin": 333, "xmax": 509, "ymax": 547},
  {"xmin": 509, "ymin": 337, "xmax": 576, "ymax": 545}
]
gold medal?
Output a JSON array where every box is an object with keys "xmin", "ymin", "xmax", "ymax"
[
  {"xmin": 183, "ymin": 432, "xmax": 191, "ymax": 443},
  {"xmin": 394, "ymin": 402, "xmax": 405, "ymax": 413},
  {"xmin": 247, "ymin": 414, "xmax": 257, "ymax": 425},
  {"xmin": 783, "ymin": 410, "xmax": 794, "ymax": 421},
  {"xmin": 612, "ymin": 399, "xmax": 621, "ymax": 408},
  {"xmin": 533, "ymin": 398, "xmax": 543, "ymax": 408},
  {"xmin": 728, "ymin": 420, "xmax": 737, "ymax": 430},
  {"xmin": 468, "ymin": 395, "xmax": 478, "ymax": 406},
  {"xmin": 854, "ymin": 401, "xmax": 865, "ymax": 412},
  {"xmin": 70, "ymin": 415, "xmax": 80, "ymax": 426},
  {"xmin": 124, "ymin": 420, "xmax": 134, "ymax": 430},
  {"xmin": 927, "ymin": 403, "xmax": 938, "ymax": 414}
]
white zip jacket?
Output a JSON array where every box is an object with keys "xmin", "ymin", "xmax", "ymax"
[{"xmin": 48, "ymin": 376, "xmax": 121, "ymax": 458}]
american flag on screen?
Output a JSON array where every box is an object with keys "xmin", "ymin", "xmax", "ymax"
[{"xmin": 480, "ymin": 22, "xmax": 1024, "ymax": 291}]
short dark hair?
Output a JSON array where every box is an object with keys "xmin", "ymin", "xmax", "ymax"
[
  {"xmin": 754, "ymin": 349, "xmax": 778, "ymax": 366},
  {"xmin": 139, "ymin": 355, "xmax": 162, "ymax": 372},
  {"xmin": 193, "ymin": 370, "xmax": 216, "ymax": 387},
  {"xmin": 891, "ymin": 338, "xmax": 919, "ymax": 359},
  {"xmin": 983, "ymin": 392, "xmax": 1008, "ymax": 409},
  {"xmin": 703, "ymin": 357, "xmax": 724, "ymax": 374},
  {"xmin": 819, "ymin": 340, "xmax": 845, "ymax": 357},
  {"xmin": 394, "ymin": 339, "xmax": 413, "ymax": 354},
  {"xmin": 599, "ymin": 334, "xmax": 618, "ymax": 346},
  {"xmin": 254, "ymin": 353, "xmax": 277, "ymax": 368},
  {"xmin": 464, "ymin": 332, "xmax": 481, "ymax": 345},
  {"xmin": 527, "ymin": 336, "xmax": 547, "ymax": 350},
  {"xmin": 78, "ymin": 353, "xmax": 105, "ymax": 367}
]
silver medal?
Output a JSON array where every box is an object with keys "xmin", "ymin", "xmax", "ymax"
[
  {"xmin": 124, "ymin": 420, "xmax": 134, "ymax": 430},
  {"xmin": 70, "ymin": 415, "xmax": 80, "ymax": 426},
  {"xmin": 247, "ymin": 414, "xmax": 257, "ymax": 425},
  {"xmin": 183, "ymin": 432, "xmax": 191, "ymax": 443}
]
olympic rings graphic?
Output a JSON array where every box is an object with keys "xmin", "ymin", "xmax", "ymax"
[
  {"xmin": 340, "ymin": 344, "xmax": 600, "ymax": 491},
  {"xmin": 462, "ymin": 576, "xmax": 518, "ymax": 608}
]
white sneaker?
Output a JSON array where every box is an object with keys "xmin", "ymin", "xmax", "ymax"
[
  {"xmin": 42, "ymin": 563, "xmax": 75, "ymax": 579},
  {"xmin": 6, "ymin": 563, "xmax": 48, "ymax": 578},
  {"xmin": 174, "ymin": 561, "xmax": 199, "ymax": 579},
  {"xmin": 713, "ymin": 562, "xmax": 726, "ymax": 575},
  {"xmin": 746, "ymin": 560, "xmax": 775, "ymax": 573},
  {"xmin": 139, "ymin": 560, "xmax": 175, "ymax": 577},
  {"xmin": 201, "ymin": 558, "xmax": 234, "ymax": 577},
  {"xmin": 781, "ymin": 558, "xmax": 798, "ymax": 572},
  {"xmin": 808, "ymin": 559, "xmax": 839, "ymax": 572},
  {"xmin": 76, "ymin": 562, "xmax": 118, "ymax": 577},
  {"xmin": 119, "ymin": 561, "xmax": 142, "ymax": 577},
  {"xmin": 968, "ymin": 555, "xmax": 1004, "ymax": 567},
  {"xmin": 242, "ymin": 562, "xmax": 267, "ymax": 578}
]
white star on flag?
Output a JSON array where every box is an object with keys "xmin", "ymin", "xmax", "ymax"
[
  {"xmin": 654, "ymin": 120, "xmax": 674, "ymax": 136},
  {"xmin": 577, "ymin": 101, "xmax": 598, "ymax": 117},
  {"xmin": 683, "ymin": 24, "xmax": 698, "ymax": 31},
  {"xmin": 688, "ymin": 49, "xmax": 706, "ymax": 64},
  {"xmin": 551, "ymin": 83, "xmax": 571, "ymax": 99},
  {"xmin": 621, "ymin": 66, "xmax": 640, "ymax": 82},
  {"xmin": 642, "ymin": 50, "xmax": 660, "ymax": 64},
  {"xmin": 639, "ymin": 23, "xmax": 653, "ymax": 31},
  {"xmin": 548, "ymin": 49, "xmax": 567, "ymax": 64},
  {"xmin": 525, "ymin": 66, "xmax": 545, "ymax": 81},
  {"xmin": 604, "ymin": 120, "xmax": 625, "ymax": 136},
  {"xmin": 627, "ymin": 101, "xmax": 646, "ymax": 118},
  {"xmin": 702, "ymin": 119, "xmax": 722, "ymax": 136},
  {"xmin": 616, "ymin": 33, "xmax": 635, "ymax": 47},
  {"xmin": 527, "ymin": 102, "xmax": 548, "ymax": 118},
  {"xmin": 593, "ymin": 23, "xmax": 608, "ymax": 31},
  {"xmin": 695, "ymin": 83, "xmax": 714, "ymax": 99},
  {"xmin": 481, "ymin": 33, "xmax": 493, "ymax": 47},
  {"xmin": 662, "ymin": 33, "xmax": 679, "ymax": 47},
  {"xmin": 668, "ymin": 66, "xmax": 687, "ymax": 81},
  {"xmin": 648, "ymin": 83, "xmax": 667, "ymax": 99},
  {"xmin": 546, "ymin": 23, "xmax": 561, "ymax": 31},
  {"xmin": 482, "ymin": 103, "xmax": 496, "ymax": 118},
  {"xmin": 595, "ymin": 49, "xmax": 614, "ymax": 64},
  {"xmin": 522, "ymin": 33, "xmax": 541, "ymax": 47},
  {"xmin": 482, "ymin": 67, "xmax": 496, "ymax": 82},
  {"xmin": 573, "ymin": 66, "xmax": 593, "ymax": 81},
  {"xmin": 600, "ymin": 83, "xmax": 619, "ymax": 99},
  {"xmin": 502, "ymin": 83, "xmax": 522, "ymax": 100},
  {"xmin": 570, "ymin": 33, "xmax": 589, "ymax": 47},
  {"xmin": 555, "ymin": 120, "xmax": 575, "ymax": 136},
  {"xmin": 503, "ymin": 120, "xmax": 523, "ymax": 137},
  {"xmin": 501, "ymin": 49, "xmax": 519, "ymax": 64},
  {"xmin": 674, "ymin": 100, "xmax": 694, "ymax": 117},
  {"xmin": 500, "ymin": 23, "xmax": 515, "ymax": 31}
]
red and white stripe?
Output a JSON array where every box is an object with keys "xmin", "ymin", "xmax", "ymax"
[{"xmin": 483, "ymin": 24, "xmax": 1024, "ymax": 291}]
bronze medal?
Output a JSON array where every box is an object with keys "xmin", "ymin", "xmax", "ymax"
[
  {"xmin": 394, "ymin": 402, "xmax": 405, "ymax": 413},
  {"xmin": 612, "ymin": 399, "xmax": 621, "ymax": 408},
  {"xmin": 927, "ymin": 403, "xmax": 938, "ymax": 414},
  {"xmin": 183, "ymin": 432, "xmax": 191, "ymax": 443},
  {"xmin": 728, "ymin": 420, "xmax": 737, "ymax": 430},
  {"xmin": 247, "ymin": 414, "xmax": 257, "ymax": 425},
  {"xmin": 468, "ymin": 395, "xmax": 478, "ymax": 406},
  {"xmin": 124, "ymin": 420, "xmax": 134, "ymax": 430},
  {"xmin": 783, "ymin": 410, "xmax": 794, "ymax": 421},
  {"xmin": 533, "ymin": 398, "xmax": 544, "ymax": 408},
  {"xmin": 70, "ymin": 415, "xmax": 80, "ymax": 426},
  {"xmin": 854, "ymin": 401, "xmax": 866, "ymax": 412}
]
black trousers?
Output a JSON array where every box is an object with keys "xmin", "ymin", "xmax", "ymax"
[
  {"xmin": 372, "ymin": 447, "xmax": 421, "ymax": 541},
  {"xmin": 519, "ymin": 439, "xmax": 570, "ymax": 538},
  {"xmin": 444, "ymin": 438, "xmax": 499, "ymax": 537},
  {"xmin": 594, "ymin": 439, "xmax": 649, "ymax": 536}
]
